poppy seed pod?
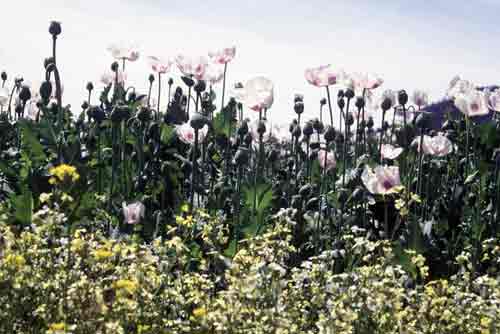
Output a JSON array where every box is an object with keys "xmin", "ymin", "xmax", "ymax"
[
  {"xmin": 303, "ymin": 122, "xmax": 314, "ymax": 137},
  {"xmin": 237, "ymin": 121, "xmax": 249, "ymax": 137},
  {"xmin": 398, "ymin": 90, "xmax": 408, "ymax": 106},
  {"xmin": 346, "ymin": 113, "xmax": 354, "ymax": 126},
  {"xmin": 320, "ymin": 98, "xmax": 327, "ymax": 106},
  {"xmin": 324, "ymin": 126, "xmax": 336, "ymax": 142},
  {"xmin": 337, "ymin": 90, "xmax": 345, "ymax": 99},
  {"xmin": 345, "ymin": 89, "xmax": 355, "ymax": 99},
  {"xmin": 1, "ymin": 71, "xmax": 7, "ymax": 82},
  {"xmin": 190, "ymin": 112, "xmax": 208, "ymax": 130},
  {"xmin": 148, "ymin": 74, "xmax": 155, "ymax": 84},
  {"xmin": 289, "ymin": 120, "xmax": 297, "ymax": 133},
  {"xmin": 181, "ymin": 76, "xmax": 195, "ymax": 87},
  {"xmin": 313, "ymin": 118, "xmax": 324, "ymax": 133},
  {"xmin": 111, "ymin": 61, "xmax": 119, "ymax": 72},
  {"xmin": 294, "ymin": 94, "xmax": 304, "ymax": 103},
  {"xmin": 234, "ymin": 147, "xmax": 249, "ymax": 166},
  {"xmin": 194, "ymin": 80, "xmax": 206, "ymax": 94},
  {"xmin": 367, "ymin": 117, "xmax": 374, "ymax": 129},
  {"xmin": 49, "ymin": 21, "xmax": 62, "ymax": 37},
  {"xmin": 14, "ymin": 76, "xmax": 24, "ymax": 85},
  {"xmin": 39, "ymin": 81, "xmax": 53, "ymax": 101},
  {"xmin": 355, "ymin": 97, "xmax": 365, "ymax": 109},
  {"xmin": 81, "ymin": 101, "xmax": 89, "ymax": 110},
  {"xmin": 19, "ymin": 85, "xmax": 31, "ymax": 103},
  {"xmin": 294, "ymin": 101, "xmax": 304, "ymax": 115},
  {"xmin": 168, "ymin": 77, "xmax": 174, "ymax": 86},
  {"xmin": 257, "ymin": 120, "xmax": 266, "ymax": 135},
  {"xmin": 337, "ymin": 98, "xmax": 345, "ymax": 110},
  {"xmin": 243, "ymin": 133, "xmax": 253, "ymax": 146},
  {"xmin": 381, "ymin": 97, "xmax": 392, "ymax": 112}
]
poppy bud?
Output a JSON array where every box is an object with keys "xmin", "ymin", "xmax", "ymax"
[
  {"xmin": 190, "ymin": 112, "xmax": 208, "ymax": 130},
  {"xmin": 299, "ymin": 184, "xmax": 312, "ymax": 197},
  {"xmin": 398, "ymin": 90, "xmax": 408, "ymax": 106},
  {"xmin": 381, "ymin": 97, "xmax": 392, "ymax": 112},
  {"xmin": 351, "ymin": 187, "xmax": 364, "ymax": 202},
  {"xmin": 81, "ymin": 101, "xmax": 89, "ymax": 110},
  {"xmin": 303, "ymin": 122, "xmax": 314, "ymax": 137},
  {"xmin": 337, "ymin": 98, "xmax": 345, "ymax": 110},
  {"xmin": 294, "ymin": 101, "xmax": 304, "ymax": 115},
  {"xmin": 257, "ymin": 120, "xmax": 266, "ymax": 135},
  {"xmin": 127, "ymin": 91, "xmax": 137, "ymax": 102},
  {"xmin": 19, "ymin": 85, "xmax": 31, "ymax": 103},
  {"xmin": 234, "ymin": 147, "xmax": 249, "ymax": 166},
  {"xmin": 294, "ymin": 94, "xmax": 304, "ymax": 103},
  {"xmin": 345, "ymin": 89, "xmax": 355, "ymax": 99},
  {"xmin": 194, "ymin": 80, "xmax": 206, "ymax": 94},
  {"xmin": 111, "ymin": 61, "xmax": 119, "ymax": 72},
  {"xmin": 367, "ymin": 117, "xmax": 374, "ymax": 129},
  {"xmin": 39, "ymin": 81, "xmax": 52, "ymax": 101},
  {"xmin": 313, "ymin": 118, "xmax": 324, "ymax": 133},
  {"xmin": 49, "ymin": 21, "xmax": 62, "ymax": 37},
  {"xmin": 168, "ymin": 77, "xmax": 174, "ymax": 86},
  {"xmin": 337, "ymin": 90, "xmax": 345, "ymax": 99},
  {"xmin": 355, "ymin": 97, "xmax": 365, "ymax": 109},
  {"xmin": 1, "ymin": 71, "xmax": 7, "ymax": 82},
  {"xmin": 347, "ymin": 113, "xmax": 355, "ymax": 126},
  {"xmin": 14, "ymin": 76, "xmax": 23, "ymax": 85},
  {"xmin": 324, "ymin": 126, "xmax": 336, "ymax": 142},
  {"xmin": 86, "ymin": 82, "xmax": 94, "ymax": 92},
  {"xmin": 320, "ymin": 98, "xmax": 327, "ymax": 106},
  {"xmin": 291, "ymin": 195, "xmax": 302, "ymax": 210},
  {"xmin": 181, "ymin": 76, "xmax": 195, "ymax": 87},
  {"xmin": 148, "ymin": 74, "xmax": 155, "ymax": 84},
  {"xmin": 244, "ymin": 133, "xmax": 253, "ymax": 146},
  {"xmin": 237, "ymin": 121, "xmax": 249, "ymax": 137},
  {"xmin": 44, "ymin": 57, "xmax": 55, "ymax": 70}
]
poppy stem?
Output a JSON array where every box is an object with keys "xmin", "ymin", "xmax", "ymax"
[
  {"xmin": 379, "ymin": 110, "xmax": 386, "ymax": 163},
  {"xmin": 325, "ymin": 86, "xmax": 334, "ymax": 127},
  {"xmin": 157, "ymin": 73, "xmax": 162, "ymax": 121},
  {"xmin": 190, "ymin": 129, "xmax": 199, "ymax": 212},
  {"xmin": 221, "ymin": 63, "xmax": 227, "ymax": 113}
]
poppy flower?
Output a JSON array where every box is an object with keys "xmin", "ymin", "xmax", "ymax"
[
  {"xmin": 412, "ymin": 134, "xmax": 453, "ymax": 157},
  {"xmin": 176, "ymin": 121, "xmax": 208, "ymax": 144},
  {"xmin": 454, "ymin": 90, "xmax": 490, "ymax": 117},
  {"xmin": 362, "ymin": 165, "xmax": 401, "ymax": 195},
  {"xmin": 412, "ymin": 90, "xmax": 429, "ymax": 108},
  {"xmin": 208, "ymin": 46, "xmax": 236, "ymax": 64},
  {"xmin": 175, "ymin": 55, "xmax": 208, "ymax": 80},
  {"xmin": 380, "ymin": 144, "xmax": 403, "ymax": 160},
  {"xmin": 122, "ymin": 202, "xmax": 145, "ymax": 225},
  {"xmin": 148, "ymin": 56, "xmax": 172, "ymax": 74},
  {"xmin": 107, "ymin": 43, "xmax": 140, "ymax": 61},
  {"xmin": 304, "ymin": 64, "xmax": 340, "ymax": 87},
  {"xmin": 244, "ymin": 76, "xmax": 274, "ymax": 112},
  {"xmin": 317, "ymin": 149, "xmax": 336, "ymax": 170}
]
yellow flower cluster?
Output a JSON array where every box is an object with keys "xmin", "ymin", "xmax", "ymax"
[{"xmin": 48, "ymin": 164, "xmax": 80, "ymax": 185}]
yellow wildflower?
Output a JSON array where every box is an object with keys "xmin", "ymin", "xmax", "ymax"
[
  {"xmin": 49, "ymin": 164, "xmax": 80, "ymax": 185},
  {"xmin": 193, "ymin": 307, "xmax": 207, "ymax": 318},
  {"xmin": 113, "ymin": 279, "xmax": 138, "ymax": 294},
  {"xmin": 93, "ymin": 248, "xmax": 113, "ymax": 260}
]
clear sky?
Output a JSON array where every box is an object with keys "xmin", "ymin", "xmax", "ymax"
[{"xmin": 2, "ymin": 0, "xmax": 499, "ymax": 123}]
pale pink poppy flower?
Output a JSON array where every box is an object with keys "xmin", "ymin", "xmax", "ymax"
[
  {"xmin": 317, "ymin": 149, "xmax": 336, "ymax": 170},
  {"xmin": 382, "ymin": 89, "xmax": 397, "ymax": 107},
  {"xmin": 488, "ymin": 89, "xmax": 500, "ymax": 112},
  {"xmin": 148, "ymin": 56, "xmax": 172, "ymax": 74},
  {"xmin": 348, "ymin": 72, "xmax": 384, "ymax": 92},
  {"xmin": 412, "ymin": 134, "xmax": 453, "ymax": 157},
  {"xmin": 122, "ymin": 201, "xmax": 145, "ymax": 224},
  {"xmin": 446, "ymin": 76, "xmax": 475, "ymax": 99},
  {"xmin": 454, "ymin": 90, "xmax": 490, "ymax": 117},
  {"xmin": 175, "ymin": 55, "xmax": 208, "ymax": 80},
  {"xmin": 24, "ymin": 100, "xmax": 39, "ymax": 121},
  {"xmin": 107, "ymin": 43, "xmax": 140, "ymax": 61},
  {"xmin": 304, "ymin": 64, "xmax": 339, "ymax": 87},
  {"xmin": 203, "ymin": 62, "xmax": 225, "ymax": 85},
  {"xmin": 412, "ymin": 90, "xmax": 429, "ymax": 107},
  {"xmin": 244, "ymin": 76, "xmax": 274, "ymax": 112},
  {"xmin": 362, "ymin": 165, "xmax": 401, "ymax": 195},
  {"xmin": 176, "ymin": 121, "xmax": 208, "ymax": 145},
  {"xmin": 380, "ymin": 144, "xmax": 403, "ymax": 160},
  {"xmin": 100, "ymin": 69, "xmax": 127, "ymax": 86},
  {"xmin": 208, "ymin": 46, "xmax": 236, "ymax": 64}
]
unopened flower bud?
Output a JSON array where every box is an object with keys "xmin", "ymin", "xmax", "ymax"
[{"xmin": 49, "ymin": 21, "xmax": 62, "ymax": 37}]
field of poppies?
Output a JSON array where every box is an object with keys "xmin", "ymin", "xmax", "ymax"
[{"xmin": 0, "ymin": 21, "xmax": 499, "ymax": 333}]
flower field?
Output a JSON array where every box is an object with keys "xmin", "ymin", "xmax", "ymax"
[{"xmin": 0, "ymin": 21, "xmax": 499, "ymax": 333}]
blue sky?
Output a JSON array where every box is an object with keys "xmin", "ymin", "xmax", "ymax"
[{"xmin": 2, "ymin": 0, "xmax": 498, "ymax": 123}]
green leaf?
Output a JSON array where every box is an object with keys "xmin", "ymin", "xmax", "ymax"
[
  {"xmin": 11, "ymin": 188, "xmax": 33, "ymax": 226},
  {"xmin": 161, "ymin": 124, "xmax": 175, "ymax": 144},
  {"xmin": 464, "ymin": 171, "xmax": 479, "ymax": 185},
  {"xmin": 213, "ymin": 110, "xmax": 236, "ymax": 137},
  {"xmin": 18, "ymin": 121, "xmax": 46, "ymax": 162}
]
